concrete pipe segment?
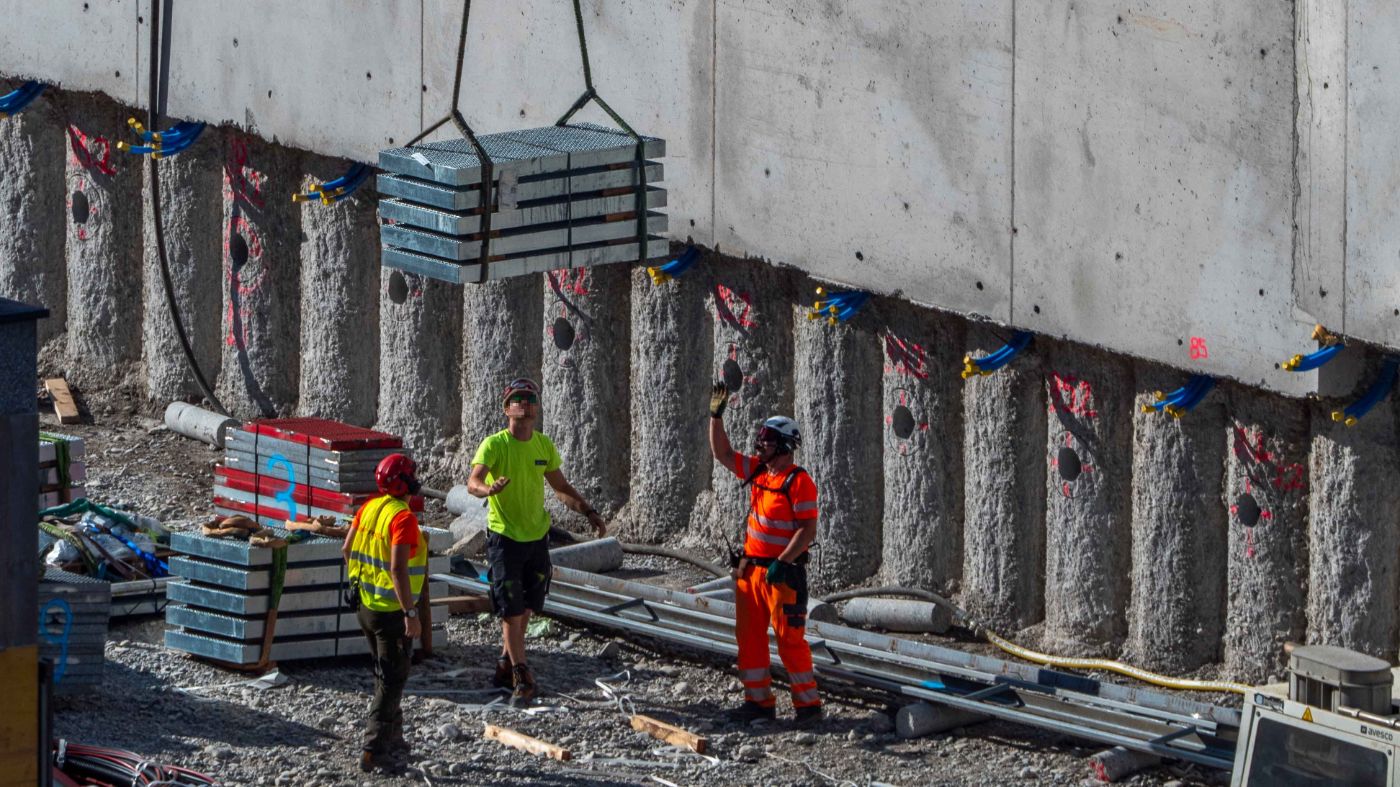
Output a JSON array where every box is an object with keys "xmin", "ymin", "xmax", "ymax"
[
  {"xmin": 840, "ymin": 597, "xmax": 952, "ymax": 634},
  {"xmin": 895, "ymin": 703, "xmax": 988, "ymax": 740},
  {"xmin": 549, "ymin": 537, "xmax": 625, "ymax": 574},
  {"xmin": 163, "ymin": 402, "xmax": 239, "ymax": 449}
]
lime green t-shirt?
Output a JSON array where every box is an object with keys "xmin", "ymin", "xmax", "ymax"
[{"xmin": 471, "ymin": 429, "xmax": 562, "ymax": 542}]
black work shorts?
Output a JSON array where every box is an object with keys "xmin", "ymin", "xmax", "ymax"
[{"xmin": 486, "ymin": 531, "xmax": 552, "ymax": 618}]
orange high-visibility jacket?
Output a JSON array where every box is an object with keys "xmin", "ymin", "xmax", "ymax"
[{"xmin": 731, "ymin": 453, "xmax": 819, "ymax": 559}]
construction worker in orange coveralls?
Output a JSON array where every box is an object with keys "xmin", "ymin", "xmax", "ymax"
[{"xmin": 707, "ymin": 381, "xmax": 822, "ymax": 727}]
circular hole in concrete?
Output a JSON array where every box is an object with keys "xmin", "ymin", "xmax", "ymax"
[
  {"xmin": 1056, "ymin": 446, "xmax": 1082, "ymax": 482},
  {"xmin": 721, "ymin": 358, "xmax": 743, "ymax": 393},
  {"xmin": 388, "ymin": 271, "xmax": 409, "ymax": 304},
  {"xmin": 70, "ymin": 190, "xmax": 90, "ymax": 225},
  {"xmin": 229, "ymin": 232, "xmax": 249, "ymax": 268},
  {"xmin": 552, "ymin": 317, "xmax": 575, "ymax": 351},
  {"xmin": 891, "ymin": 405, "xmax": 915, "ymax": 440},
  {"xmin": 1236, "ymin": 493, "xmax": 1262, "ymax": 526}
]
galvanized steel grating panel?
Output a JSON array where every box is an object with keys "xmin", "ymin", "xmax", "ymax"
[
  {"xmin": 377, "ymin": 163, "xmax": 663, "ymax": 211},
  {"xmin": 378, "ymin": 187, "xmax": 667, "ymax": 236},
  {"xmin": 381, "ymin": 212, "xmax": 667, "ymax": 261},
  {"xmin": 380, "ymin": 124, "xmax": 663, "ymax": 186},
  {"xmin": 171, "ymin": 529, "xmax": 344, "ymax": 566}
]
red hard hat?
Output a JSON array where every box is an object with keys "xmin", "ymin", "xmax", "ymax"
[{"xmin": 375, "ymin": 453, "xmax": 418, "ymax": 497}]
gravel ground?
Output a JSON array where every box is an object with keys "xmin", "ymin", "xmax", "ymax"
[{"xmin": 44, "ymin": 388, "xmax": 1230, "ymax": 786}]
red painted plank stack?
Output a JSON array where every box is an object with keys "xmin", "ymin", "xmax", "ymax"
[{"xmin": 214, "ymin": 418, "xmax": 423, "ymax": 527}]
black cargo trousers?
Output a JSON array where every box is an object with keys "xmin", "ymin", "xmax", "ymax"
[{"xmin": 357, "ymin": 605, "xmax": 413, "ymax": 754}]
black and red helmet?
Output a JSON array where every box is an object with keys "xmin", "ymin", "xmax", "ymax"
[
  {"xmin": 501, "ymin": 377, "xmax": 541, "ymax": 406},
  {"xmin": 375, "ymin": 453, "xmax": 420, "ymax": 497}
]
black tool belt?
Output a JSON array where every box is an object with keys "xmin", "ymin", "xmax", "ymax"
[{"xmin": 742, "ymin": 552, "xmax": 810, "ymax": 568}]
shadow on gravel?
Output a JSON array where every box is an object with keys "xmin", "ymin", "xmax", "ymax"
[{"xmin": 56, "ymin": 658, "xmax": 336, "ymax": 755}]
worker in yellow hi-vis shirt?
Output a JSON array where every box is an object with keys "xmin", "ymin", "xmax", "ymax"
[{"xmin": 468, "ymin": 377, "xmax": 606, "ymax": 706}]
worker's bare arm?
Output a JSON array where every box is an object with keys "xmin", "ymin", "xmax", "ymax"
[
  {"xmin": 777, "ymin": 520, "xmax": 817, "ymax": 564},
  {"xmin": 709, "ymin": 413, "xmax": 737, "ymax": 473},
  {"xmin": 468, "ymin": 463, "xmax": 509, "ymax": 497},
  {"xmin": 389, "ymin": 542, "xmax": 421, "ymax": 638},
  {"xmin": 544, "ymin": 469, "xmax": 606, "ymax": 536}
]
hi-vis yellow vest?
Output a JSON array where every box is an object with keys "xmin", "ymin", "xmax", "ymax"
[{"xmin": 348, "ymin": 495, "xmax": 426, "ymax": 612}]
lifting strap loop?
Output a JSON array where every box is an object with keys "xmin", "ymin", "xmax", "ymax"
[{"xmin": 557, "ymin": 0, "xmax": 649, "ymax": 265}]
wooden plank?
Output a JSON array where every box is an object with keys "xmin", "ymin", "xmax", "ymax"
[
  {"xmin": 43, "ymin": 378, "xmax": 79, "ymax": 424},
  {"xmin": 440, "ymin": 595, "xmax": 493, "ymax": 615},
  {"xmin": 629, "ymin": 714, "xmax": 708, "ymax": 754},
  {"xmin": 483, "ymin": 724, "xmax": 571, "ymax": 761}
]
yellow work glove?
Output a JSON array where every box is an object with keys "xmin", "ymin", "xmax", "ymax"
[{"xmin": 709, "ymin": 381, "xmax": 729, "ymax": 419}]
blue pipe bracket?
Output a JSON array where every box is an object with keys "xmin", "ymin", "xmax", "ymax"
[
  {"xmin": 117, "ymin": 118, "xmax": 205, "ymax": 158},
  {"xmin": 0, "ymin": 81, "xmax": 45, "ymax": 118},
  {"xmin": 293, "ymin": 162, "xmax": 371, "ymax": 205},
  {"xmin": 1283, "ymin": 324, "xmax": 1345, "ymax": 372},
  {"xmin": 808, "ymin": 287, "xmax": 871, "ymax": 326},
  {"xmin": 1332, "ymin": 357, "xmax": 1399, "ymax": 427},
  {"xmin": 961, "ymin": 330, "xmax": 1033, "ymax": 379},
  {"xmin": 646, "ymin": 246, "xmax": 700, "ymax": 285},
  {"xmin": 1141, "ymin": 374, "xmax": 1216, "ymax": 418}
]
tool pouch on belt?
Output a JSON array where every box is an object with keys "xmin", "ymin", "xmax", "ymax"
[{"xmin": 343, "ymin": 578, "xmax": 362, "ymax": 611}]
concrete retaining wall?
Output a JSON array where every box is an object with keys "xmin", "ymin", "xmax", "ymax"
[
  {"xmin": 6, "ymin": 85, "xmax": 1400, "ymax": 682},
  {"xmin": 3, "ymin": 3, "xmax": 1397, "ymax": 393}
]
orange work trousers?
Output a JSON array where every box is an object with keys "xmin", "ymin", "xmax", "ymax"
[{"xmin": 734, "ymin": 561, "xmax": 820, "ymax": 709}]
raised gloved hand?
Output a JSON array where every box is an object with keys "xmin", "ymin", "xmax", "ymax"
[
  {"xmin": 709, "ymin": 381, "xmax": 729, "ymax": 419},
  {"xmin": 765, "ymin": 559, "xmax": 797, "ymax": 589}
]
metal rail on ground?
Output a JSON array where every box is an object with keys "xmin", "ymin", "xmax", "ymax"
[{"xmin": 434, "ymin": 566, "xmax": 1240, "ymax": 771}]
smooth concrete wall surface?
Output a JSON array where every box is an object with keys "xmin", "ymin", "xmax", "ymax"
[{"xmin": 7, "ymin": 2, "xmax": 1400, "ymax": 394}]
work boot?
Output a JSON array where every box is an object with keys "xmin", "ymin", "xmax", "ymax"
[
  {"xmin": 493, "ymin": 655, "xmax": 514, "ymax": 689},
  {"xmin": 358, "ymin": 749, "xmax": 405, "ymax": 774},
  {"xmin": 727, "ymin": 701, "xmax": 776, "ymax": 726},
  {"xmin": 792, "ymin": 705, "xmax": 824, "ymax": 729},
  {"xmin": 509, "ymin": 664, "xmax": 537, "ymax": 707}
]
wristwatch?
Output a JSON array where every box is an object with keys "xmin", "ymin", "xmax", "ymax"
[{"xmin": 405, "ymin": 607, "xmax": 418, "ymax": 619}]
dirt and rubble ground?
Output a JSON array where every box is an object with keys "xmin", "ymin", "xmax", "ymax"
[{"xmin": 45, "ymin": 385, "xmax": 1228, "ymax": 786}]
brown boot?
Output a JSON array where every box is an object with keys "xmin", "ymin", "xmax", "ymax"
[
  {"xmin": 509, "ymin": 664, "xmax": 537, "ymax": 707},
  {"xmin": 493, "ymin": 655, "xmax": 514, "ymax": 689}
]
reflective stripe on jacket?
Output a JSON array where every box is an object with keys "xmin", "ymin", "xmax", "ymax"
[
  {"xmin": 738, "ymin": 456, "xmax": 819, "ymax": 559},
  {"xmin": 348, "ymin": 494, "xmax": 425, "ymax": 612}
]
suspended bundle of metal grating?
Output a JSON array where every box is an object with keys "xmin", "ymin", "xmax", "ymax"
[
  {"xmin": 38, "ymin": 568, "xmax": 110, "ymax": 692},
  {"xmin": 217, "ymin": 418, "xmax": 424, "ymax": 527},
  {"xmin": 164, "ymin": 527, "xmax": 452, "ymax": 666},
  {"xmin": 377, "ymin": 122, "xmax": 667, "ymax": 284}
]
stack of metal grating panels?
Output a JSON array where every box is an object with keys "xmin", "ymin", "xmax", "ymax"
[
  {"xmin": 164, "ymin": 528, "xmax": 452, "ymax": 665},
  {"xmin": 38, "ymin": 568, "xmax": 110, "ymax": 692},
  {"xmin": 216, "ymin": 418, "xmax": 424, "ymax": 527},
  {"xmin": 377, "ymin": 122, "xmax": 667, "ymax": 284}
]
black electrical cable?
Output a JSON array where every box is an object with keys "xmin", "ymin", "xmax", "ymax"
[{"xmin": 145, "ymin": 0, "xmax": 228, "ymax": 416}]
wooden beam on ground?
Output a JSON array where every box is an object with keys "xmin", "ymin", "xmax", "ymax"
[
  {"xmin": 438, "ymin": 595, "xmax": 493, "ymax": 615},
  {"xmin": 43, "ymin": 378, "xmax": 79, "ymax": 424},
  {"xmin": 629, "ymin": 714, "xmax": 708, "ymax": 754},
  {"xmin": 483, "ymin": 724, "xmax": 571, "ymax": 761}
]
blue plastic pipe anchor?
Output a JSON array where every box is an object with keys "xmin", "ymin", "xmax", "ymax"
[
  {"xmin": 1283, "ymin": 342, "xmax": 1344, "ymax": 373},
  {"xmin": 809, "ymin": 288, "xmax": 871, "ymax": 325},
  {"xmin": 646, "ymin": 245, "xmax": 700, "ymax": 284},
  {"xmin": 961, "ymin": 330, "xmax": 1033, "ymax": 379},
  {"xmin": 1332, "ymin": 357, "xmax": 1399, "ymax": 427},
  {"xmin": 294, "ymin": 163, "xmax": 372, "ymax": 204},
  {"xmin": 0, "ymin": 81, "xmax": 45, "ymax": 117}
]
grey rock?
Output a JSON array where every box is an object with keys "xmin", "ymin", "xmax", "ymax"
[
  {"xmin": 795, "ymin": 732, "xmax": 818, "ymax": 745},
  {"xmin": 598, "ymin": 641, "xmax": 621, "ymax": 660},
  {"xmin": 438, "ymin": 723, "xmax": 462, "ymax": 741},
  {"xmin": 867, "ymin": 712, "xmax": 894, "ymax": 734},
  {"xmin": 737, "ymin": 744, "xmax": 762, "ymax": 762}
]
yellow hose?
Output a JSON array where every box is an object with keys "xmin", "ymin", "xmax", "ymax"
[{"xmin": 982, "ymin": 630, "xmax": 1251, "ymax": 695}]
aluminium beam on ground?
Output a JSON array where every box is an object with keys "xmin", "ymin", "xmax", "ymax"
[{"xmin": 431, "ymin": 566, "xmax": 1240, "ymax": 770}]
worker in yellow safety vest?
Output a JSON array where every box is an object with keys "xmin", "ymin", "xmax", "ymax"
[{"xmin": 343, "ymin": 452, "xmax": 427, "ymax": 773}]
